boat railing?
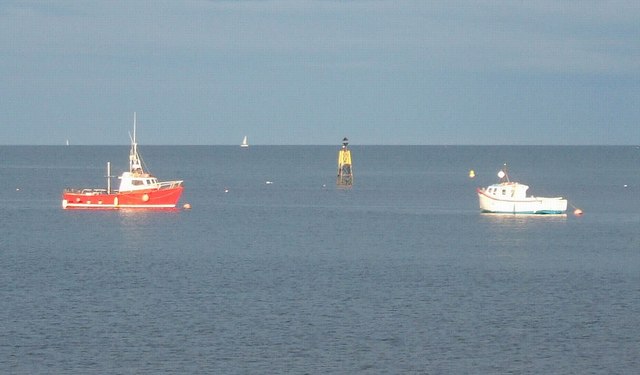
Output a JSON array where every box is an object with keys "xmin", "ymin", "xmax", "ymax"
[
  {"xmin": 156, "ymin": 180, "xmax": 183, "ymax": 190},
  {"xmin": 64, "ymin": 188, "xmax": 109, "ymax": 195}
]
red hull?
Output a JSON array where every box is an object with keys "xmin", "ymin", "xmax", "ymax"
[{"xmin": 62, "ymin": 186, "xmax": 183, "ymax": 209}]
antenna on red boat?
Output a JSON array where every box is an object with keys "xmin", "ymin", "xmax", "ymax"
[{"xmin": 106, "ymin": 161, "xmax": 112, "ymax": 194}]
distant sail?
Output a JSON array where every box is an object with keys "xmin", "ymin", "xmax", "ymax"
[{"xmin": 241, "ymin": 136, "xmax": 249, "ymax": 148}]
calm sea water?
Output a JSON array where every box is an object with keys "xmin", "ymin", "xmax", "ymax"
[{"xmin": 1, "ymin": 146, "xmax": 639, "ymax": 373}]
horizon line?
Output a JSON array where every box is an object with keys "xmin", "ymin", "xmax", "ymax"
[{"xmin": 1, "ymin": 144, "xmax": 638, "ymax": 147}]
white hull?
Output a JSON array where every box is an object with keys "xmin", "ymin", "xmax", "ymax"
[{"xmin": 477, "ymin": 189, "xmax": 567, "ymax": 214}]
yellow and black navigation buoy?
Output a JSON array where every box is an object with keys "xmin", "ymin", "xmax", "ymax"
[{"xmin": 336, "ymin": 137, "xmax": 353, "ymax": 188}]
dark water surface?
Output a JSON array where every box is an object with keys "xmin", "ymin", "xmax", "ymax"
[{"xmin": 1, "ymin": 146, "xmax": 639, "ymax": 373}]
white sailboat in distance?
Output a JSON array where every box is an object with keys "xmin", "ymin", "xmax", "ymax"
[{"xmin": 240, "ymin": 135, "xmax": 249, "ymax": 148}]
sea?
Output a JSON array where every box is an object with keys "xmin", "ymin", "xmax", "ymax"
[{"xmin": 1, "ymin": 145, "xmax": 639, "ymax": 374}]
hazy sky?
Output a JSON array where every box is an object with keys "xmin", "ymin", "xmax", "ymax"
[{"xmin": 1, "ymin": 0, "xmax": 639, "ymax": 145}]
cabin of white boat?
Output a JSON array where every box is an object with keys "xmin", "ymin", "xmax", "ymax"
[
  {"xmin": 482, "ymin": 182, "xmax": 530, "ymax": 200},
  {"xmin": 479, "ymin": 164, "xmax": 531, "ymax": 199}
]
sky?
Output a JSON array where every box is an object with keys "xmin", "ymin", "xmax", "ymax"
[{"xmin": 1, "ymin": 0, "xmax": 639, "ymax": 145}]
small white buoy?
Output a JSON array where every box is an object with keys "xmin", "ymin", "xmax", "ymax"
[
  {"xmin": 183, "ymin": 203, "xmax": 192, "ymax": 209},
  {"xmin": 623, "ymin": 184, "xmax": 628, "ymax": 188},
  {"xmin": 16, "ymin": 188, "xmax": 20, "ymax": 191},
  {"xmin": 573, "ymin": 208, "xmax": 583, "ymax": 216},
  {"xmin": 266, "ymin": 181, "xmax": 273, "ymax": 185},
  {"xmin": 224, "ymin": 188, "xmax": 229, "ymax": 193}
]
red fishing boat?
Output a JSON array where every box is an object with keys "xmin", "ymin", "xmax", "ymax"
[{"xmin": 62, "ymin": 114, "xmax": 184, "ymax": 209}]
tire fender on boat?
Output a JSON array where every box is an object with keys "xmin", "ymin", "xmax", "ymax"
[{"xmin": 142, "ymin": 194, "xmax": 149, "ymax": 202}]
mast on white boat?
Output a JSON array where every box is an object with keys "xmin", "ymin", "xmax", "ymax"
[{"xmin": 498, "ymin": 163, "xmax": 510, "ymax": 182}]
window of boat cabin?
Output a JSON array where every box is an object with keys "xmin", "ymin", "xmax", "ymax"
[
  {"xmin": 502, "ymin": 189, "xmax": 506, "ymax": 195},
  {"xmin": 132, "ymin": 180, "xmax": 143, "ymax": 186}
]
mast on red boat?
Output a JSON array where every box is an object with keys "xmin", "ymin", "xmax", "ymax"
[{"xmin": 129, "ymin": 112, "xmax": 144, "ymax": 175}]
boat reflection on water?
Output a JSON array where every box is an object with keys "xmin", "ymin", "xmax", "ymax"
[{"xmin": 480, "ymin": 212, "xmax": 568, "ymax": 225}]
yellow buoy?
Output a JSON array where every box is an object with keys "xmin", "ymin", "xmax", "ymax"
[
  {"xmin": 183, "ymin": 203, "xmax": 192, "ymax": 210},
  {"xmin": 336, "ymin": 137, "xmax": 353, "ymax": 188},
  {"xmin": 469, "ymin": 169, "xmax": 475, "ymax": 178},
  {"xmin": 573, "ymin": 208, "xmax": 583, "ymax": 216}
]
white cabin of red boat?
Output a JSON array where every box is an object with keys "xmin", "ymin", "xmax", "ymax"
[{"xmin": 118, "ymin": 171, "xmax": 159, "ymax": 192}]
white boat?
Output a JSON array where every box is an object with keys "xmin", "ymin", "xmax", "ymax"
[
  {"xmin": 240, "ymin": 136, "xmax": 249, "ymax": 148},
  {"xmin": 477, "ymin": 165, "xmax": 567, "ymax": 214}
]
